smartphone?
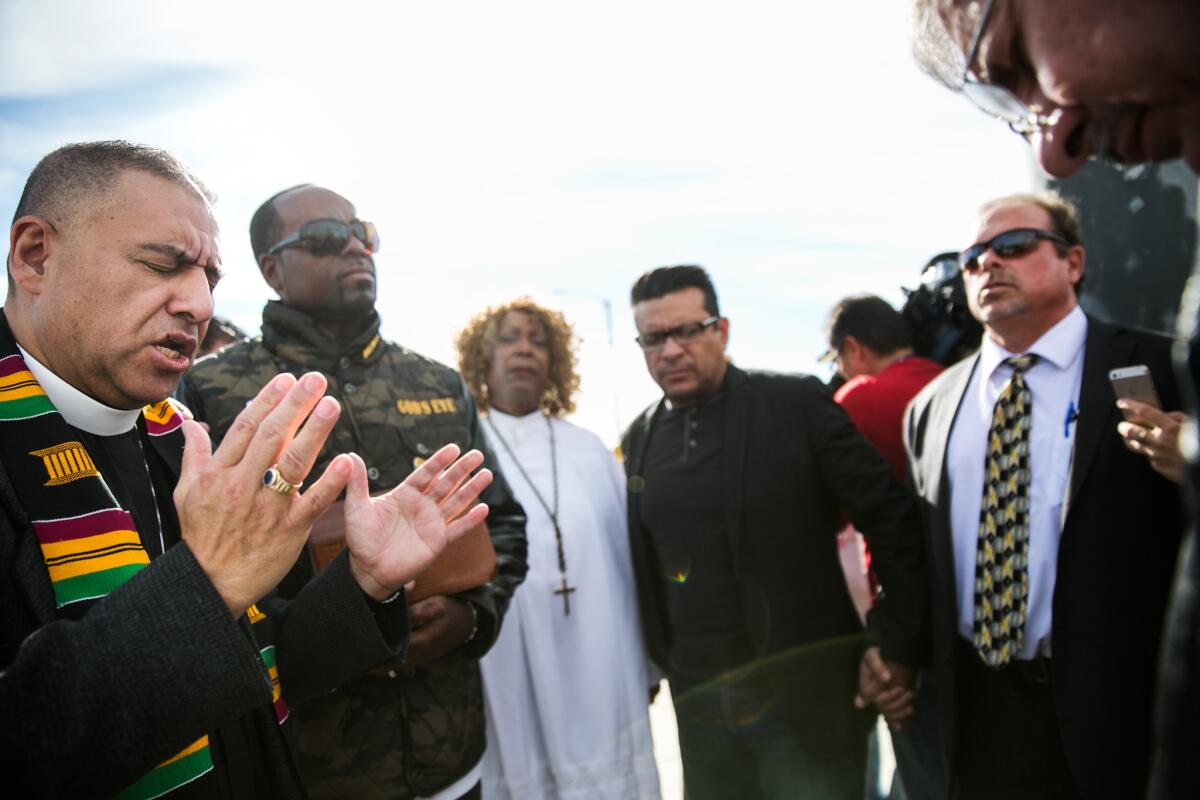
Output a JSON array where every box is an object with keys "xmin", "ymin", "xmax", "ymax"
[{"xmin": 1109, "ymin": 365, "xmax": 1161, "ymax": 409}]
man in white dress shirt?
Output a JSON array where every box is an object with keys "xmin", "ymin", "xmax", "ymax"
[
  {"xmin": 455, "ymin": 298, "xmax": 660, "ymax": 800},
  {"xmin": 881, "ymin": 191, "xmax": 1184, "ymax": 799}
]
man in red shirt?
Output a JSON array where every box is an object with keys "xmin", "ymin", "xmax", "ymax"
[
  {"xmin": 821, "ymin": 294, "xmax": 943, "ymax": 800},
  {"xmin": 823, "ymin": 295, "xmax": 943, "ymax": 481}
]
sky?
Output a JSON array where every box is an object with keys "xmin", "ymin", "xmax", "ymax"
[{"xmin": 0, "ymin": 0, "xmax": 1037, "ymax": 444}]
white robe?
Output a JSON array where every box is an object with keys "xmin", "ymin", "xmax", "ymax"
[{"xmin": 479, "ymin": 410, "xmax": 660, "ymax": 800}]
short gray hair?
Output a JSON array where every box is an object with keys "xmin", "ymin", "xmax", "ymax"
[{"xmin": 13, "ymin": 140, "xmax": 214, "ymax": 227}]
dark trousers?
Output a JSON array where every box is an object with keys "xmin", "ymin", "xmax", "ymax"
[
  {"xmin": 953, "ymin": 639, "xmax": 1078, "ymax": 800},
  {"xmin": 670, "ymin": 656, "xmax": 869, "ymax": 800},
  {"xmin": 891, "ymin": 671, "xmax": 949, "ymax": 800}
]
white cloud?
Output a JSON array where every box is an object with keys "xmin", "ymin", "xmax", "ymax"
[{"xmin": 1, "ymin": 0, "xmax": 1038, "ymax": 443}]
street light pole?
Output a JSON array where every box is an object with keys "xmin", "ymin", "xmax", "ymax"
[{"xmin": 553, "ymin": 288, "xmax": 622, "ymax": 444}]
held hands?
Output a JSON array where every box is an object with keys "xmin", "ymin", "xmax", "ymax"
[
  {"xmin": 176, "ymin": 373, "xmax": 354, "ymax": 617},
  {"xmin": 404, "ymin": 596, "xmax": 477, "ymax": 667},
  {"xmin": 854, "ymin": 645, "xmax": 917, "ymax": 729},
  {"xmin": 344, "ymin": 443, "xmax": 493, "ymax": 600},
  {"xmin": 1116, "ymin": 399, "xmax": 1187, "ymax": 485}
]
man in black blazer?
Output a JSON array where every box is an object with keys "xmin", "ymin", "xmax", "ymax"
[
  {"xmin": 897, "ymin": 192, "xmax": 1183, "ymax": 799},
  {"xmin": 621, "ymin": 265, "xmax": 927, "ymax": 799}
]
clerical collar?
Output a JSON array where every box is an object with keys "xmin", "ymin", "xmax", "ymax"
[
  {"xmin": 17, "ymin": 344, "xmax": 141, "ymax": 436},
  {"xmin": 487, "ymin": 408, "xmax": 542, "ymax": 423},
  {"xmin": 486, "ymin": 408, "xmax": 546, "ymax": 445}
]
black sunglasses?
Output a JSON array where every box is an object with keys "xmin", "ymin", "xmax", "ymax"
[
  {"xmin": 266, "ymin": 218, "xmax": 380, "ymax": 257},
  {"xmin": 958, "ymin": 228, "xmax": 1071, "ymax": 272},
  {"xmin": 635, "ymin": 316, "xmax": 719, "ymax": 351}
]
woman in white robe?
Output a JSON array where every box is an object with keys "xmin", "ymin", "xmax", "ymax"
[{"xmin": 455, "ymin": 299, "xmax": 660, "ymax": 800}]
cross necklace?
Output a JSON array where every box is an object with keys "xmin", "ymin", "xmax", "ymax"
[{"xmin": 484, "ymin": 412, "xmax": 576, "ymax": 615}]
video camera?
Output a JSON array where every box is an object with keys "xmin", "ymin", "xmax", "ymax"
[{"xmin": 900, "ymin": 251, "xmax": 982, "ymax": 367}]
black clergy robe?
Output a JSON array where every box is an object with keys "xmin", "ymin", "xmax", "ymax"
[{"xmin": 1, "ymin": 418, "xmax": 412, "ymax": 798}]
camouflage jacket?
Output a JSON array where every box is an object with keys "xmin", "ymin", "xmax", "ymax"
[{"xmin": 178, "ymin": 301, "xmax": 528, "ymax": 799}]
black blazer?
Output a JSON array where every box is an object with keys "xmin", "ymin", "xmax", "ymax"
[
  {"xmin": 0, "ymin": 424, "xmax": 408, "ymax": 797},
  {"xmin": 621, "ymin": 364, "xmax": 928, "ymax": 672},
  {"xmin": 904, "ymin": 315, "xmax": 1183, "ymax": 800}
]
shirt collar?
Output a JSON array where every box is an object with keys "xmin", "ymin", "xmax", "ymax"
[
  {"xmin": 978, "ymin": 304, "xmax": 1087, "ymax": 380},
  {"xmin": 17, "ymin": 343, "xmax": 141, "ymax": 436},
  {"xmin": 664, "ymin": 388, "xmax": 724, "ymax": 413},
  {"xmin": 485, "ymin": 407, "xmax": 549, "ymax": 449},
  {"xmin": 487, "ymin": 407, "xmax": 543, "ymax": 426}
]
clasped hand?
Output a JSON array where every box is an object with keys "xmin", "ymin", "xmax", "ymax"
[
  {"xmin": 175, "ymin": 372, "xmax": 492, "ymax": 615},
  {"xmin": 853, "ymin": 645, "xmax": 917, "ymax": 729}
]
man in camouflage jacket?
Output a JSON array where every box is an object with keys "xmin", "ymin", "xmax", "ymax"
[{"xmin": 178, "ymin": 184, "xmax": 527, "ymax": 800}]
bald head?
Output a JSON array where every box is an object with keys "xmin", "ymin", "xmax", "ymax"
[
  {"xmin": 248, "ymin": 183, "xmax": 322, "ymax": 263},
  {"xmin": 251, "ymin": 184, "xmax": 375, "ymax": 328},
  {"xmin": 272, "ymin": 186, "xmax": 355, "ymax": 230}
]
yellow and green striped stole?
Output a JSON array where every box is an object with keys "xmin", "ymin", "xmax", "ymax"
[{"xmin": 0, "ymin": 351, "xmax": 212, "ymax": 798}]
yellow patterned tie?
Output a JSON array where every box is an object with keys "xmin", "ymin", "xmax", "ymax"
[{"xmin": 974, "ymin": 354, "xmax": 1038, "ymax": 666}]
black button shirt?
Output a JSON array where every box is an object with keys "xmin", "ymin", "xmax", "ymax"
[{"xmin": 638, "ymin": 393, "xmax": 753, "ymax": 679}]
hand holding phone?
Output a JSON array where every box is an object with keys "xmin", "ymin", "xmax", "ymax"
[
  {"xmin": 1109, "ymin": 365, "xmax": 1161, "ymax": 412},
  {"xmin": 1110, "ymin": 364, "xmax": 1186, "ymax": 484}
]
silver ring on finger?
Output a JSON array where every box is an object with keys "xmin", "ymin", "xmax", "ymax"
[{"xmin": 262, "ymin": 464, "xmax": 302, "ymax": 495}]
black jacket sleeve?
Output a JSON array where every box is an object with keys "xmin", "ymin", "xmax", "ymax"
[
  {"xmin": 268, "ymin": 549, "xmax": 411, "ymax": 702},
  {"xmin": 798, "ymin": 376, "xmax": 930, "ymax": 666},
  {"xmin": 1, "ymin": 458, "xmax": 415, "ymax": 799},
  {"xmin": 0, "ymin": 530, "xmax": 269, "ymax": 799}
]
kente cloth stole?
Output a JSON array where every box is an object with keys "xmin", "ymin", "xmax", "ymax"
[
  {"xmin": 973, "ymin": 354, "xmax": 1038, "ymax": 666},
  {"xmin": 0, "ymin": 331, "xmax": 246, "ymax": 799}
]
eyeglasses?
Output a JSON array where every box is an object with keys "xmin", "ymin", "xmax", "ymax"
[
  {"xmin": 817, "ymin": 340, "xmax": 842, "ymax": 365},
  {"xmin": 959, "ymin": 0, "xmax": 1057, "ymax": 136},
  {"xmin": 266, "ymin": 218, "xmax": 380, "ymax": 257},
  {"xmin": 958, "ymin": 228, "xmax": 1072, "ymax": 272},
  {"xmin": 635, "ymin": 316, "xmax": 719, "ymax": 351}
]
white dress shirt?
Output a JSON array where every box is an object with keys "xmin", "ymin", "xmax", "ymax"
[{"xmin": 946, "ymin": 305, "xmax": 1087, "ymax": 659}]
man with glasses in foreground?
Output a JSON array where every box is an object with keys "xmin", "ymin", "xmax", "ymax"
[
  {"xmin": 620, "ymin": 265, "xmax": 928, "ymax": 799},
  {"xmin": 910, "ymin": 4, "xmax": 1200, "ymax": 795},
  {"xmin": 911, "ymin": 0, "xmax": 1199, "ymax": 178},
  {"xmin": 179, "ymin": 184, "xmax": 527, "ymax": 800},
  {"xmin": 885, "ymin": 191, "xmax": 1183, "ymax": 799}
]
